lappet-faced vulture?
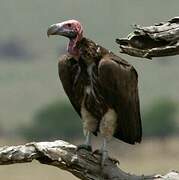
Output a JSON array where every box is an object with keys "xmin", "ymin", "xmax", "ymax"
[{"xmin": 47, "ymin": 20, "xmax": 142, "ymax": 166}]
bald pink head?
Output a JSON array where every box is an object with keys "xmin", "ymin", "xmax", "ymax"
[
  {"xmin": 47, "ymin": 19, "xmax": 84, "ymax": 58},
  {"xmin": 64, "ymin": 19, "xmax": 83, "ymax": 37}
]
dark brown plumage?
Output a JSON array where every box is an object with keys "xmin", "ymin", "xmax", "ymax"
[
  {"xmin": 47, "ymin": 20, "xmax": 142, "ymax": 164},
  {"xmin": 58, "ymin": 37, "xmax": 142, "ymax": 144}
]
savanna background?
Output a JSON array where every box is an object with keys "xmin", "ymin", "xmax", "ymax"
[{"xmin": 0, "ymin": 0, "xmax": 179, "ymax": 179}]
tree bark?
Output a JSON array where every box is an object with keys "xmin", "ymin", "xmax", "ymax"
[
  {"xmin": 116, "ymin": 17, "xmax": 179, "ymax": 59},
  {"xmin": 0, "ymin": 139, "xmax": 178, "ymax": 180}
]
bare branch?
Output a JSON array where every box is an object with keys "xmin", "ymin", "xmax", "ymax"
[
  {"xmin": 116, "ymin": 17, "xmax": 179, "ymax": 59},
  {"xmin": 0, "ymin": 140, "xmax": 178, "ymax": 180}
]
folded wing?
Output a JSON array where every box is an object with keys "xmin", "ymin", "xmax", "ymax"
[{"xmin": 98, "ymin": 54, "xmax": 142, "ymax": 144}]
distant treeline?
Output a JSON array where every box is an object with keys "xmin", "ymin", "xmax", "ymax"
[{"xmin": 20, "ymin": 98, "xmax": 179, "ymax": 141}]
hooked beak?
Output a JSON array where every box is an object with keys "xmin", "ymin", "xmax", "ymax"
[{"xmin": 47, "ymin": 23, "xmax": 77, "ymax": 39}]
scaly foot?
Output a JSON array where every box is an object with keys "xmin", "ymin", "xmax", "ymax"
[
  {"xmin": 101, "ymin": 150, "xmax": 108, "ymax": 167},
  {"xmin": 93, "ymin": 149, "xmax": 119, "ymax": 165},
  {"xmin": 76, "ymin": 144, "xmax": 92, "ymax": 152},
  {"xmin": 92, "ymin": 149, "xmax": 108, "ymax": 167}
]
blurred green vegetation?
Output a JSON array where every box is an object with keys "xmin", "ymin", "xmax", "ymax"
[
  {"xmin": 142, "ymin": 98, "xmax": 179, "ymax": 138},
  {"xmin": 21, "ymin": 101, "xmax": 82, "ymax": 141},
  {"xmin": 0, "ymin": 39, "xmax": 33, "ymax": 60},
  {"xmin": 20, "ymin": 98, "xmax": 179, "ymax": 141}
]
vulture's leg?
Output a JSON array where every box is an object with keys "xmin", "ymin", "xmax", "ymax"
[
  {"xmin": 92, "ymin": 138, "xmax": 109, "ymax": 167},
  {"xmin": 93, "ymin": 138, "xmax": 119, "ymax": 166},
  {"xmin": 84, "ymin": 131, "xmax": 92, "ymax": 146},
  {"xmin": 101, "ymin": 137, "xmax": 108, "ymax": 167},
  {"xmin": 77, "ymin": 131, "xmax": 92, "ymax": 151},
  {"xmin": 99, "ymin": 108, "xmax": 118, "ymax": 167},
  {"xmin": 100, "ymin": 139, "xmax": 119, "ymax": 166},
  {"xmin": 77, "ymin": 105, "xmax": 98, "ymax": 152}
]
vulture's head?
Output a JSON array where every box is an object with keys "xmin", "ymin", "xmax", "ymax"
[{"xmin": 47, "ymin": 20, "xmax": 83, "ymax": 57}]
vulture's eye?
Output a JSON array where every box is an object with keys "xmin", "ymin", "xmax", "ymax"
[{"xmin": 67, "ymin": 24, "xmax": 72, "ymax": 27}]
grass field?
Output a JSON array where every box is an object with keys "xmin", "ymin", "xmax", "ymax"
[{"xmin": 0, "ymin": 137, "xmax": 179, "ymax": 180}]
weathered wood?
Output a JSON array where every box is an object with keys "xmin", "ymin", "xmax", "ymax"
[
  {"xmin": 116, "ymin": 17, "xmax": 179, "ymax": 59},
  {"xmin": 0, "ymin": 140, "xmax": 178, "ymax": 180}
]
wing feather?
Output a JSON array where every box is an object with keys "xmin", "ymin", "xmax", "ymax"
[
  {"xmin": 58, "ymin": 54, "xmax": 81, "ymax": 117},
  {"xmin": 98, "ymin": 54, "xmax": 142, "ymax": 144}
]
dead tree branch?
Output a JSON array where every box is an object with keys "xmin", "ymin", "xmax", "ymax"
[
  {"xmin": 116, "ymin": 17, "xmax": 179, "ymax": 59},
  {"xmin": 0, "ymin": 139, "xmax": 178, "ymax": 180}
]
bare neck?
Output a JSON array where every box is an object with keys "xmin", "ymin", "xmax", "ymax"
[{"xmin": 67, "ymin": 35, "xmax": 83, "ymax": 59}]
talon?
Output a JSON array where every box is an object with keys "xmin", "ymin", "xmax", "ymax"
[
  {"xmin": 92, "ymin": 149, "xmax": 102, "ymax": 156},
  {"xmin": 109, "ymin": 157, "xmax": 119, "ymax": 165},
  {"xmin": 92, "ymin": 149, "xmax": 119, "ymax": 166},
  {"xmin": 92, "ymin": 149, "xmax": 108, "ymax": 167},
  {"xmin": 77, "ymin": 144, "xmax": 92, "ymax": 152}
]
